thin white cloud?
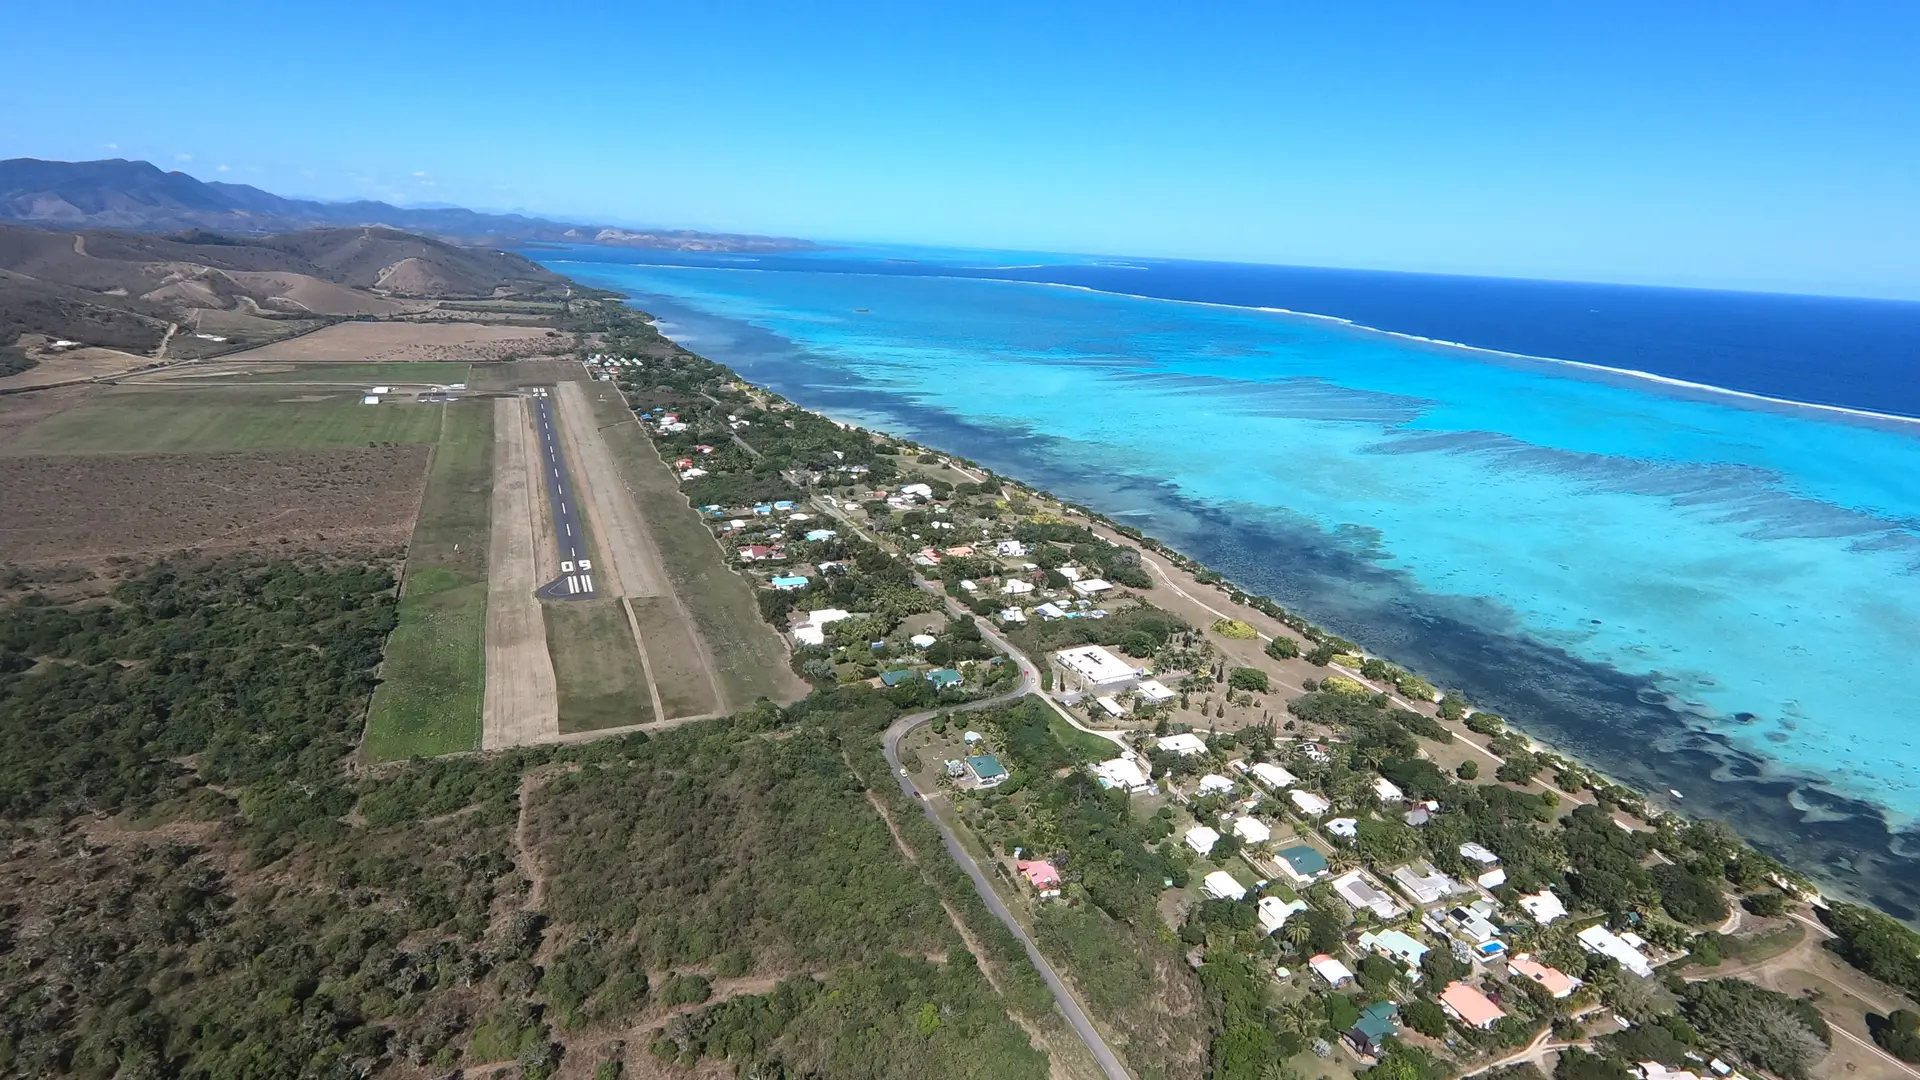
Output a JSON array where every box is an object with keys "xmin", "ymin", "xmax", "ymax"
[
  {"xmin": 216, "ymin": 164, "xmax": 230, "ymax": 173},
  {"xmin": 412, "ymin": 170, "xmax": 429, "ymax": 178},
  {"xmin": 174, "ymin": 152, "xmax": 193, "ymax": 162},
  {"xmin": 102, "ymin": 142, "xmax": 118, "ymax": 150}
]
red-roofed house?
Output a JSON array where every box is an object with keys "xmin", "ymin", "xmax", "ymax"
[
  {"xmin": 739, "ymin": 545, "xmax": 774, "ymax": 562},
  {"xmin": 1506, "ymin": 955, "xmax": 1581, "ymax": 999},
  {"xmin": 1440, "ymin": 981, "xmax": 1506, "ymax": 1030},
  {"xmin": 1017, "ymin": 859, "xmax": 1062, "ymax": 898}
]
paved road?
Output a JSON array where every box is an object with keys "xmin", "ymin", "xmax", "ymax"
[
  {"xmin": 528, "ymin": 390, "xmax": 597, "ymax": 600},
  {"xmin": 879, "ymin": 619, "xmax": 1132, "ymax": 1080}
]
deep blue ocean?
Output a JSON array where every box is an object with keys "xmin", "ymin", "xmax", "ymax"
[{"xmin": 530, "ymin": 242, "xmax": 1920, "ymax": 914}]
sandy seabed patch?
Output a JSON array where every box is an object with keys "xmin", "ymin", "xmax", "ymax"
[{"xmin": 224, "ymin": 320, "xmax": 568, "ymax": 363}]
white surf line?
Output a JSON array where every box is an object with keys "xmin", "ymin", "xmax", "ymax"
[{"xmin": 614, "ymin": 261, "xmax": 1920, "ymax": 429}]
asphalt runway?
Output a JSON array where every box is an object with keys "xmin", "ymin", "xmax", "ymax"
[{"xmin": 529, "ymin": 390, "xmax": 598, "ymax": 600}]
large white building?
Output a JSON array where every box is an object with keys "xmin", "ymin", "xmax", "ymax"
[
  {"xmin": 1331, "ymin": 870, "xmax": 1405, "ymax": 920},
  {"xmin": 1577, "ymin": 924, "xmax": 1654, "ymax": 978},
  {"xmin": 1091, "ymin": 757, "xmax": 1152, "ymax": 792},
  {"xmin": 1052, "ymin": 644, "xmax": 1139, "ymax": 693},
  {"xmin": 1185, "ymin": 826, "xmax": 1221, "ymax": 856},
  {"xmin": 1232, "ymin": 816, "xmax": 1272, "ymax": 844},
  {"xmin": 1203, "ymin": 870, "xmax": 1248, "ymax": 901},
  {"xmin": 1250, "ymin": 762, "xmax": 1297, "ymax": 790},
  {"xmin": 1156, "ymin": 732, "xmax": 1208, "ymax": 756}
]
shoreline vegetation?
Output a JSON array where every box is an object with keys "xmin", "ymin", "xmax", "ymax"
[{"xmin": 571, "ymin": 290, "xmax": 1920, "ymax": 1072}]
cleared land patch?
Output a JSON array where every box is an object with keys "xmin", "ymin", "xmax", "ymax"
[
  {"xmin": 626, "ymin": 596, "xmax": 717, "ymax": 719},
  {"xmin": 363, "ymin": 398, "xmax": 493, "ymax": 760},
  {"xmin": 223, "ymin": 319, "xmax": 566, "ymax": 363},
  {"xmin": 481, "ymin": 396, "xmax": 559, "ymax": 750},
  {"xmin": 158, "ymin": 361, "xmax": 476, "ymax": 385},
  {"xmin": 2, "ymin": 386, "xmax": 443, "ymax": 454},
  {"xmin": 585, "ymin": 383, "xmax": 805, "ymax": 706},
  {"xmin": 0, "ymin": 445, "xmax": 431, "ymax": 565},
  {"xmin": 544, "ymin": 599, "xmax": 656, "ymax": 734}
]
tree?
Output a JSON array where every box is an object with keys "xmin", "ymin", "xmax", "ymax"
[
  {"xmin": 1653, "ymin": 864, "xmax": 1730, "ymax": 926},
  {"xmin": 1402, "ymin": 999, "xmax": 1448, "ymax": 1038},
  {"xmin": 1872, "ymin": 1010, "xmax": 1920, "ymax": 1063},
  {"xmin": 1228, "ymin": 667, "xmax": 1270, "ymax": 693},
  {"xmin": 1265, "ymin": 636, "xmax": 1300, "ymax": 660},
  {"xmin": 1682, "ymin": 978, "xmax": 1829, "ymax": 1080},
  {"xmin": 1456, "ymin": 760, "xmax": 1479, "ymax": 781}
]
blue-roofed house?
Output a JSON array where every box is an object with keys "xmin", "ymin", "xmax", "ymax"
[
  {"xmin": 773, "ymin": 500, "xmax": 796, "ymax": 511},
  {"xmin": 753, "ymin": 505, "xmax": 774, "ymax": 516},
  {"xmin": 880, "ymin": 668, "xmax": 917, "ymax": 687},
  {"xmin": 805, "ymin": 529, "xmax": 837, "ymax": 541},
  {"xmin": 966, "ymin": 754, "xmax": 1008, "ymax": 787},
  {"xmin": 770, "ymin": 576, "xmax": 809, "ymax": 591},
  {"xmin": 927, "ymin": 668, "xmax": 963, "ymax": 689},
  {"xmin": 1345, "ymin": 1001, "xmax": 1400, "ymax": 1057},
  {"xmin": 1277, "ymin": 845, "xmax": 1331, "ymax": 885}
]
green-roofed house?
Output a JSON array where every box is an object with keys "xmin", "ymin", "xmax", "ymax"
[
  {"xmin": 1277, "ymin": 845, "xmax": 1331, "ymax": 885},
  {"xmin": 879, "ymin": 668, "xmax": 917, "ymax": 687},
  {"xmin": 966, "ymin": 754, "xmax": 1008, "ymax": 788},
  {"xmin": 1345, "ymin": 1000, "xmax": 1400, "ymax": 1057},
  {"xmin": 927, "ymin": 668, "xmax": 963, "ymax": 689}
]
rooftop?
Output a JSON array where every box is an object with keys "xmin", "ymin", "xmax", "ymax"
[
  {"xmin": 1440, "ymin": 981, "xmax": 1506, "ymax": 1029},
  {"xmin": 1157, "ymin": 732, "xmax": 1208, "ymax": 756},
  {"xmin": 1054, "ymin": 644, "xmax": 1137, "ymax": 685},
  {"xmin": 1202, "ymin": 870, "xmax": 1247, "ymax": 901}
]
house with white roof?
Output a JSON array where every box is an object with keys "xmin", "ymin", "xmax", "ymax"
[
  {"xmin": 1519, "ymin": 889, "xmax": 1569, "ymax": 925},
  {"xmin": 1156, "ymin": 732, "xmax": 1208, "ymax": 756},
  {"xmin": 999, "ymin": 607, "xmax": 1027, "ymax": 623},
  {"xmin": 1185, "ymin": 825, "xmax": 1221, "ymax": 856},
  {"xmin": 1577, "ymin": 924, "xmax": 1654, "ymax": 977},
  {"xmin": 1090, "ymin": 757, "xmax": 1151, "ymax": 792},
  {"xmin": 1250, "ymin": 762, "xmax": 1297, "ymax": 790},
  {"xmin": 1289, "ymin": 790, "xmax": 1332, "ymax": 817},
  {"xmin": 995, "ymin": 539, "xmax": 1028, "ymax": 556},
  {"xmin": 1071, "ymin": 578, "xmax": 1113, "ymax": 597},
  {"xmin": 1326, "ymin": 817, "xmax": 1360, "ymax": 839},
  {"xmin": 1459, "ymin": 842, "xmax": 1500, "ymax": 865},
  {"xmin": 1359, "ymin": 928, "xmax": 1431, "ymax": 973},
  {"xmin": 1391, "ymin": 863, "xmax": 1463, "ymax": 907},
  {"xmin": 1003, "ymin": 578, "xmax": 1036, "ymax": 596},
  {"xmin": 1257, "ymin": 896, "xmax": 1309, "ymax": 936},
  {"xmin": 1231, "ymin": 817, "xmax": 1272, "ymax": 844},
  {"xmin": 1054, "ymin": 644, "xmax": 1138, "ymax": 693},
  {"xmin": 1331, "ymin": 870, "xmax": 1405, "ymax": 919},
  {"xmin": 1197, "ymin": 774, "xmax": 1236, "ymax": 797},
  {"xmin": 1135, "ymin": 679, "xmax": 1176, "ymax": 704},
  {"xmin": 1309, "ymin": 953, "xmax": 1355, "ymax": 986},
  {"xmin": 1202, "ymin": 870, "xmax": 1248, "ymax": 901},
  {"xmin": 1373, "ymin": 777, "xmax": 1405, "ymax": 803},
  {"xmin": 1095, "ymin": 695, "xmax": 1126, "ymax": 718}
]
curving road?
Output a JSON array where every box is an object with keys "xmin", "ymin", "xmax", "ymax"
[{"xmin": 879, "ymin": 615, "xmax": 1132, "ymax": 1080}]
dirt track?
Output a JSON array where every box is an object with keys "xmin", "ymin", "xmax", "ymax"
[{"xmin": 481, "ymin": 396, "xmax": 559, "ymax": 749}]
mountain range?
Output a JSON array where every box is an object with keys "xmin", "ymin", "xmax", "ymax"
[{"xmin": 0, "ymin": 158, "xmax": 816, "ymax": 252}]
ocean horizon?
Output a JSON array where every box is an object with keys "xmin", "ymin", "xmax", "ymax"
[{"xmin": 529, "ymin": 242, "xmax": 1920, "ymax": 916}]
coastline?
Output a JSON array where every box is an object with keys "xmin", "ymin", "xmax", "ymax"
[
  {"xmin": 600, "ymin": 294, "xmax": 1920, "ymax": 922},
  {"xmin": 543, "ymin": 250, "xmax": 1920, "ymax": 429}
]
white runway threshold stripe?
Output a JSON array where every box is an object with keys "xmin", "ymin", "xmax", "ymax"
[
  {"xmin": 566, "ymin": 575, "xmax": 580, "ymax": 595},
  {"xmin": 580, "ymin": 573, "xmax": 594, "ymax": 592}
]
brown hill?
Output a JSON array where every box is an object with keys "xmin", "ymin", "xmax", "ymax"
[{"xmin": 0, "ymin": 223, "xmax": 571, "ymax": 376}]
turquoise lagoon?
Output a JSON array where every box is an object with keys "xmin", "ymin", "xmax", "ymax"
[{"xmin": 538, "ymin": 251, "xmax": 1920, "ymax": 911}]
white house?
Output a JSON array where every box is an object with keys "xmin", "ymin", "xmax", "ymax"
[
  {"xmin": 995, "ymin": 539, "xmax": 1028, "ymax": 557},
  {"xmin": 1202, "ymin": 870, "xmax": 1248, "ymax": 901},
  {"xmin": 1250, "ymin": 762, "xmax": 1297, "ymax": 790},
  {"xmin": 1519, "ymin": 889, "xmax": 1569, "ymax": 925},
  {"xmin": 1054, "ymin": 644, "xmax": 1138, "ymax": 693},
  {"xmin": 900, "ymin": 482, "xmax": 934, "ymax": 498},
  {"xmin": 1156, "ymin": 732, "xmax": 1208, "ymax": 756},
  {"xmin": 792, "ymin": 624, "xmax": 826, "ymax": 647},
  {"xmin": 1359, "ymin": 928, "xmax": 1431, "ymax": 973},
  {"xmin": 1197, "ymin": 774, "xmax": 1236, "ymax": 797},
  {"xmin": 1326, "ymin": 817, "xmax": 1360, "ymax": 839},
  {"xmin": 1185, "ymin": 826, "xmax": 1221, "ymax": 856},
  {"xmin": 1331, "ymin": 870, "xmax": 1405, "ymax": 919},
  {"xmin": 1309, "ymin": 954, "xmax": 1355, "ymax": 986},
  {"xmin": 1135, "ymin": 679, "xmax": 1177, "ymax": 704},
  {"xmin": 1289, "ymin": 790, "xmax": 1332, "ymax": 817},
  {"xmin": 1459, "ymin": 842, "xmax": 1500, "ymax": 866},
  {"xmin": 1095, "ymin": 695, "xmax": 1126, "ymax": 718},
  {"xmin": 1091, "ymin": 757, "xmax": 1151, "ymax": 792},
  {"xmin": 1071, "ymin": 578, "xmax": 1114, "ymax": 598},
  {"xmin": 1258, "ymin": 896, "xmax": 1309, "ymax": 936},
  {"xmin": 1003, "ymin": 578, "xmax": 1036, "ymax": 596},
  {"xmin": 1391, "ymin": 864, "xmax": 1463, "ymax": 906},
  {"xmin": 1231, "ymin": 816, "xmax": 1272, "ymax": 844},
  {"xmin": 1577, "ymin": 925, "xmax": 1654, "ymax": 978},
  {"xmin": 999, "ymin": 608, "xmax": 1027, "ymax": 624},
  {"xmin": 1373, "ymin": 777, "xmax": 1405, "ymax": 803}
]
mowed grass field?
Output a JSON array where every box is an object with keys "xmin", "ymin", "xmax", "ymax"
[
  {"xmin": 544, "ymin": 599, "xmax": 656, "ymax": 734},
  {"xmin": 363, "ymin": 398, "xmax": 494, "ymax": 759},
  {"xmin": 3, "ymin": 387, "xmax": 443, "ymax": 454},
  {"xmin": 588, "ymin": 386, "xmax": 801, "ymax": 707},
  {"xmin": 628, "ymin": 596, "xmax": 718, "ymax": 719}
]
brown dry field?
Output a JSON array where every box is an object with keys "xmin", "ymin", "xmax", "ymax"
[
  {"xmin": 482, "ymin": 396, "xmax": 560, "ymax": 750},
  {"xmin": 0, "ymin": 444, "xmax": 432, "ymax": 566},
  {"xmin": 223, "ymin": 319, "xmax": 569, "ymax": 363},
  {"xmin": 0, "ymin": 342, "xmax": 159, "ymax": 390}
]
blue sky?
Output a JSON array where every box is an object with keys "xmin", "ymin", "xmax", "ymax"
[{"xmin": 7, "ymin": 1, "xmax": 1918, "ymax": 298}]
